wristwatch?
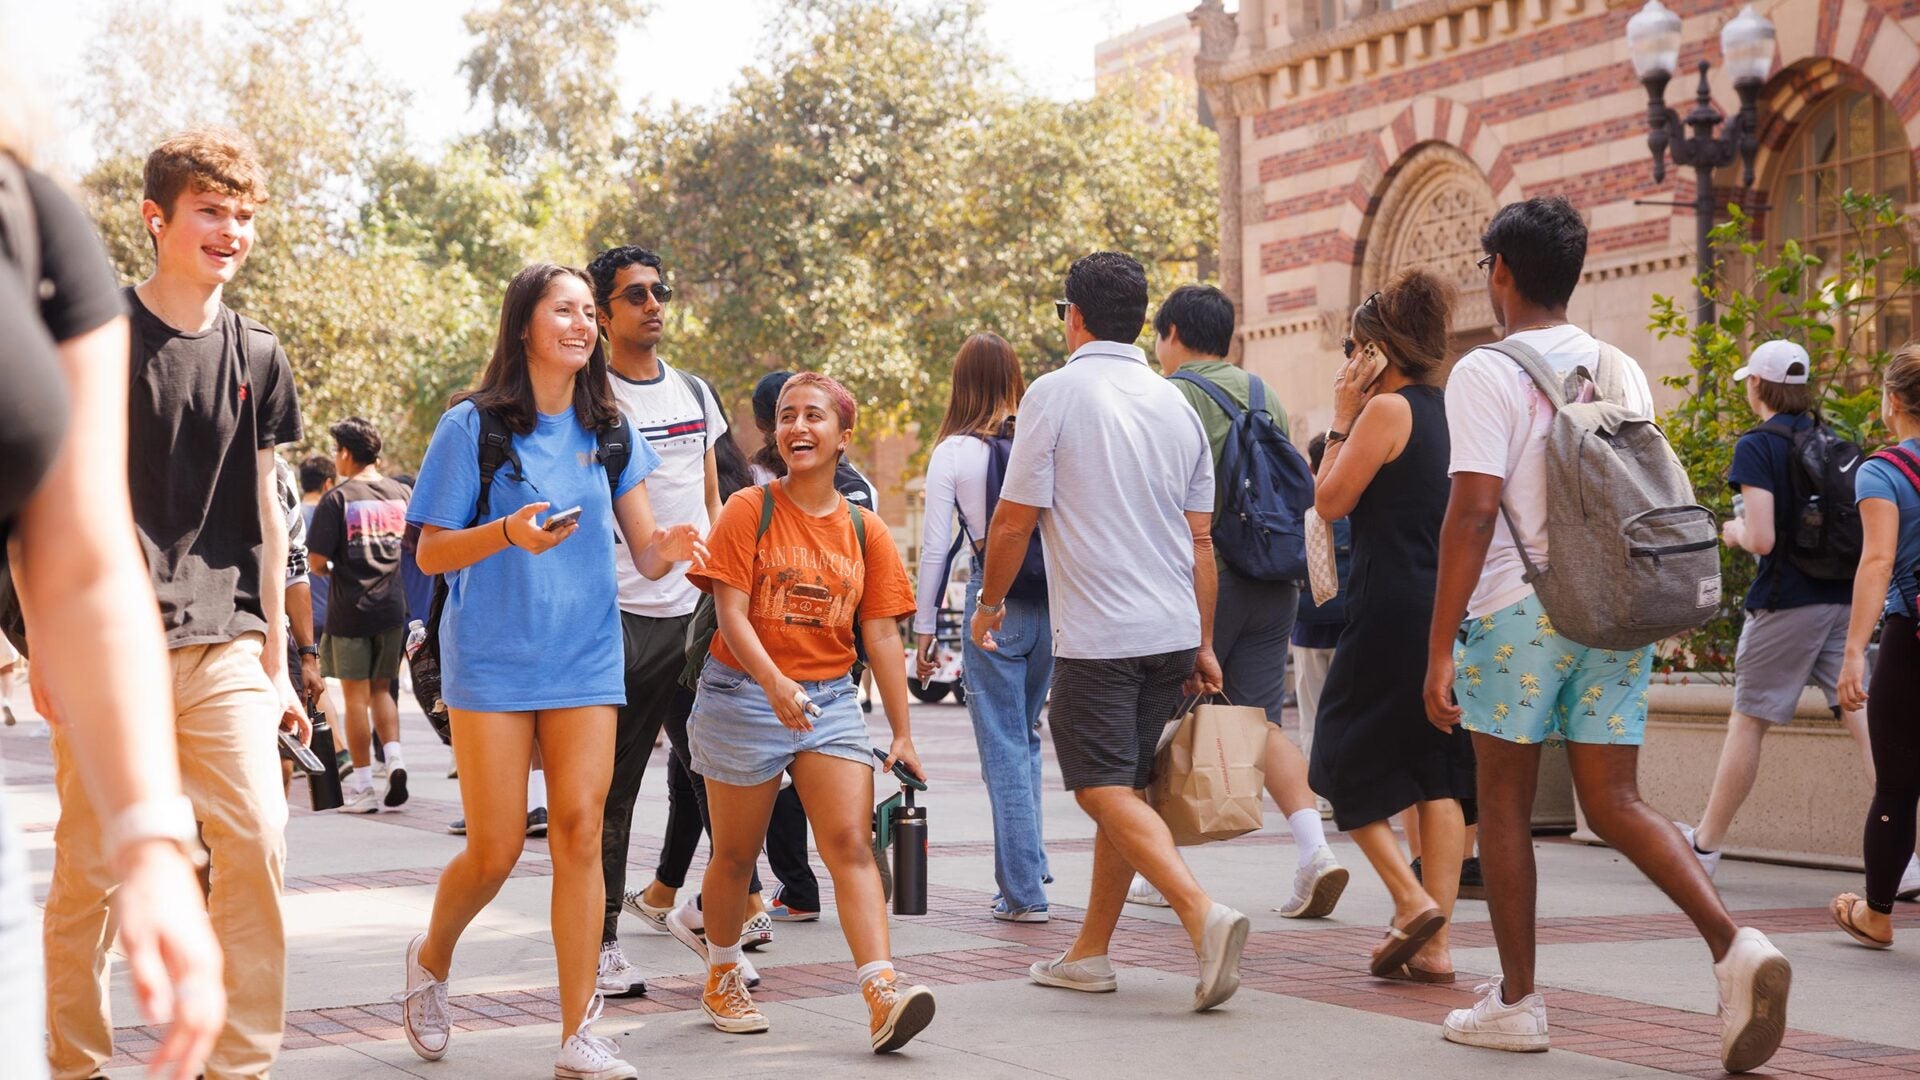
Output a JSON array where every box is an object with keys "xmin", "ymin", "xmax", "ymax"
[
  {"xmin": 976, "ymin": 598, "xmax": 1006, "ymax": 617},
  {"xmin": 1326, "ymin": 428, "xmax": 1350, "ymax": 444},
  {"xmin": 298, "ymin": 645, "xmax": 320, "ymax": 658}
]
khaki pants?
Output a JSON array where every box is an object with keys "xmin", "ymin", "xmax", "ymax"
[
  {"xmin": 1289, "ymin": 645, "xmax": 1335, "ymax": 760},
  {"xmin": 43, "ymin": 633, "xmax": 288, "ymax": 1080}
]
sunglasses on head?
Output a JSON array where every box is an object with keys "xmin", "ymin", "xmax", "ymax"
[{"xmin": 613, "ymin": 282, "xmax": 674, "ymax": 306}]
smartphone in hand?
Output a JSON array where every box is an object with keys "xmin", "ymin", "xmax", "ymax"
[{"xmin": 543, "ymin": 506, "xmax": 583, "ymax": 532}]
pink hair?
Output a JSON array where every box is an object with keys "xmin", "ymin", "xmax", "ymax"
[{"xmin": 778, "ymin": 371, "xmax": 858, "ymax": 431}]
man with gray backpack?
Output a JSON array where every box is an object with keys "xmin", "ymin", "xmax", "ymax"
[{"xmin": 1421, "ymin": 197, "xmax": 1789, "ymax": 1073}]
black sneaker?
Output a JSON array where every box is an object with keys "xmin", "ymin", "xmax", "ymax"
[
  {"xmin": 1458, "ymin": 857, "xmax": 1487, "ymax": 901},
  {"xmin": 384, "ymin": 767, "xmax": 410, "ymax": 809},
  {"xmin": 447, "ymin": 817, "xmax": 466, "ymax": 835},
  {"xmin": 526, "ymin": 807, "xmax": 548, "ymax": 837}
]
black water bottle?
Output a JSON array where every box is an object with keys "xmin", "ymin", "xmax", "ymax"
[
  {"xmin": 890, "ymin": 789, "xmax": 928, "ymax": 916},
  {"xmin": 305, "ymin": 709, "xmax": 345, "ymax": 811}
]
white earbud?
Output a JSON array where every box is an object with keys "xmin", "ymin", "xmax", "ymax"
[{"xmin": 150, "ymin": 217, "xmax": 163, "ymax": 231}]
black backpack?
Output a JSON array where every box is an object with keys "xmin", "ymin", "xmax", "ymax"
[
  {"xmin": 940, "ymin": 418, "xmax": 1047, "ymax": 603},
  {"xmin": 411, "ymin": 407, "xmax": 633, "ymax": 743},
  {"xmin": 1747, "ymin": 414, "xmax": 1864, "ymax": 587},
  {"xmin": 1171, "ymin": 369, "xmax": 1314, "ymax": 583}
]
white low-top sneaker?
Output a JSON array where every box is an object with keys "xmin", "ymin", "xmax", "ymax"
[
  {"xmin": 664, "ymin": 904, "xmax": 760, "ymax": 987},
  {"xmin": 621, "ymin": 888, "xmax": 671, "ymax": 933},
  {"xmin": 1898, "ymin": 854, "xmax": 1920, "ymax": 902},
  {"xmin": 1029, "ymin": 952, "xmax": 1117, "ymax": 993},
  {"xmin": 1715, "ymin": 927, "xmax": 1790, "ymax": 1074},
  {"xmin": 339, "ymin": 786, "xmax": 380, "ymax": 815},
  {"xmin": 554, "ymin": 994, "xmax": 637, "ymax": 1080},
  {"xmin": 595, "ymin": 941, "xmax": 646, "ymax": 999},
  {"xmin": 1676, "ymin": 822, "xmax": 1722, "ymax": 879},
  {"xmin": 393, "ymin": 934, "xmax": 451, "ymax": 1061},
  {"xmin": 1277, "ymin": 846, "xmax": 1350, "ymax": 919},
  {"xmin": 1442, "ymin": 980, "xmax": 1549, "ymax": 1052},
  {"xmin": 1193, "ymin": 903, "xmax": 1250, "ymax": 1012},
  {"xmin": 1124, "ymin": 873, "xmax": 1168, "ymax": 908}
]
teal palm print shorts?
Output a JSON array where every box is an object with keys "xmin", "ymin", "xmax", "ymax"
[{"xmin": 1455, "ymin": 592, "xmax": 1653, "ymax": 746}]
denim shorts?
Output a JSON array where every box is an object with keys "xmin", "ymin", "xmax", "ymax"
[{"xmin": 688, "ymin": 657, "xmax": 872, "ymax": 786}]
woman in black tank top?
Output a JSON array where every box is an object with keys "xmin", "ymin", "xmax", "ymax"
[{"xmin": 1308, "ymin": 272, "xmax": 1477, "ymax": 983}]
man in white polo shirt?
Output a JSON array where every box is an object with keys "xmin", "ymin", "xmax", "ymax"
[{"xmin": 972, "ymin": 251, "xmax": 1251, "ymax": 1013}]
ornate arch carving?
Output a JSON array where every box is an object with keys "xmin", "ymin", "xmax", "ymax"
[{"xmin": 1358, "ymin": 143, "xmax": 1499, "ymax": 335}]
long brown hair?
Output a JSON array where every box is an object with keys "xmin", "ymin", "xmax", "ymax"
[
  {"xmin": 454, "ymin": 263, "xmax": 620, "ymax": 435},
  {"xmin": 1351, "ymin": 270, "xmax": 1454, "ymax": 381},
  {"xmin": 935, "ymin": 333, "xmax": 1024, "ymax": 442}
]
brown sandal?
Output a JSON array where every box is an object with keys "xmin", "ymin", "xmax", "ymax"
[
  {"xmin": 1377, "ymin": 963, "xmax": 1456, "ymax": 984},
  {"xmin": 1369, "ymin": 907, "xmax": 1446, "ymax": 977},
  {"xmin": 1831, "ymin": 893, "xmax": 1893, "ymax": 950}
]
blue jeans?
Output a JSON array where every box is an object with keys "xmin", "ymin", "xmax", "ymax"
[{"xmin": 963, "ymin": 566, "xmax": 1054, "ymax": 912}]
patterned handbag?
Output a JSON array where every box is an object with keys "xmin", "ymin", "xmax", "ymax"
[{"xmin": 1305, "ymin": 506, "xmax": 1340, "ymax": 606}]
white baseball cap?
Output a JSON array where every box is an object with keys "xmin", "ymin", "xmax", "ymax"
[{"xmin": 1733, "ymin": 340, "xmax": 1810, "ymax": 384}]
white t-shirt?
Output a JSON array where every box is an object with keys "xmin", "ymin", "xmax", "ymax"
[
  {"xmin": 1445, "ymin": 325, "xmax": 1657, "ymax": 619},
  {"xmin": 608, "ymin": 360, "xmax": 727, "ymax": 618},
  {"xmin": 912, "ymin": 434, "xmax": 991, "ymax": 634},
  {"xmin": 1000, "ymin": 341, "xmax": 1214, "ymax": 660}
]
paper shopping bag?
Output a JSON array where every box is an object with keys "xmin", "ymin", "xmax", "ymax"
[{"xmin": 1150, "ymin": 699, "xmax": 1269, "ymax": 846}]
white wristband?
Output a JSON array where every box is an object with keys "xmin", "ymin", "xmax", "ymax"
[{"xmin": 103, "ymin": 795, "xmax": 201, "ymax": 867}]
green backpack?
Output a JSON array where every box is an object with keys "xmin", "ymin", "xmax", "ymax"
[{"xmin": 679, "ymin": 483, "xmax": 867, "ymax": 689}]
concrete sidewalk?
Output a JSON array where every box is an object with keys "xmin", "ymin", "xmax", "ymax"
[{"xmin": 5, "ymin": 692, "xmax": 1919, "ymax": 1078}]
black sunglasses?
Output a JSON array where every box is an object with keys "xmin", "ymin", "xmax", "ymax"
[
  {"xmin": 1055, "ymin": 299, "xmax": 1072, "ymax": 321},
  {"xmin": 1342, "ymin": 338, "xmax": 1356, "ymax": 358},
  {"xmin": 613, "ymin": 282, "xmax": 674, "ymax": 306},
  {"xmin": 1477, "ymin": 253, "xmax": 1497, "ymax": 273}
]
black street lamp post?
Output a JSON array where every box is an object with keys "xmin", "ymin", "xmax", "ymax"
[{"xmin": 1627, "ymin": 1, "xmax": 1778, "ymax": 331}]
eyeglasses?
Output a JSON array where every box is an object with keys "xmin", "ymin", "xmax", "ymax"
[
  {"xmin": 1342, "ymin": 338, "xmax": 1357, "ymax": 358},
  {"xmin": 1477, "ymin": 253, "xmax": 1497, "ymax": 274},
  {"xmin": 613, "ymin": 282, "xmax": 674, "ymax": 306},
  {"xmin": 1055, "ymin": 299, "xmax": 1072, "ymax": 321}
]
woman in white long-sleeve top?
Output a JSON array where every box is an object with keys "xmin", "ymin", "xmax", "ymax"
[{"xmin": 914, "ymin": 333, "xmax": 1055, "ymax": 921}]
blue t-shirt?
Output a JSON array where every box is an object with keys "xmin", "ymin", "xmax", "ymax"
[
  {"xmin": 407, "ymin": 401, "xmax": 659, "ymax": 711},
  {"xmin": 1855, "ymin": 437, "xmax": 1920, "ymax": 619},
  {"xmin": 1727, "ymin": 413, "xmax": 1855, "ymax": 611}
]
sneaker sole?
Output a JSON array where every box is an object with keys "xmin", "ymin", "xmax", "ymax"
[
  {"xmin": 341, "ymin": 802, "xmax": 380, "ymax": 815},
  {"xmin": 1723, "ymin": 953, "xmax": 1791, "ymax": 1074},
  {"xmin": 1029, "ymin": 960, "xmax": 1116, "ymax": 993},
  {"xmin": 993, "ymin": 910, "xmax": 1051, "ymax": 923},
  {"xmin": 596, "ymin": 979, "xmax": 648, "ymax": 999},
  {"xmin": 1442, "ymin": 1025, "xmax": 1550, "ymax": 1052},
  {"xmin": 768, "ymin": 910, "xmax": 820, "ymax": 922},
  {"xmin": 555, "ymin": 1065, "xmax": 638, "ymax": 1080},
  {"xmin": 402, "ymin": 936, "xmax": 449, "ymax": 1062},
  {"xmin": 385, "ymin": 768, "xmax": 410, "ymax": 809},
  {"xmin": 703, "ymin": 1004, "xmax": 770, "ymax": 1034},
  {"xmin": 872, "ymin": 988, "xmax": 936, "ymax": 1054},
  {"xmin": 742, "ymin": 929, "xmax": 774, "ymax": 952},
  {"xmin": 667, "ymin": 914, "xmax": 709, "ymax": 963},
  {"xmin": 1193, "ymin": 913, "xmax": 1250, "ymax": 1012},
  {"xmin": 1278, "ymin": 865, "xmax": 1350, "ymax": 919}
]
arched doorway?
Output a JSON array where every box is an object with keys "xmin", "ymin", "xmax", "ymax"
[
  {"xmin": 1358, "ymin": 143, "xmax": 1500, "ymax": 360},
  {"xmin": 1767, "ymin": 84, "xmax": 1917, "ymax": 362}
]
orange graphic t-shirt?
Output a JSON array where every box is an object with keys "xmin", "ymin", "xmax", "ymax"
[{"xmin": 689, "ymin": 483, "xmax": 916, "ymax": 682}]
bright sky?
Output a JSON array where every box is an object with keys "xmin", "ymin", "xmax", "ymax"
[{"xmin": 2, "ymin": 0, "xmax": 1202, "ymax": 174}]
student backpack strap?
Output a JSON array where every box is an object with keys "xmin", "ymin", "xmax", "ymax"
[
  {"xmin": 595, "ymin": 412, "xmax": 634, "ymax": 507},
  {"xmin": 755, "ymin": 481, "xmax": 866, "ymax": 556},
  {"xmin": 473, "ymin": 409, "xmax": 524, "ymax": 523},
  {"xmin": 1170, "ymin": 368, "xmax": 1246, "ymax": 421},
  {"xmin": 674, "ymin": 368, "xmax": 713, "ymax": 449}
]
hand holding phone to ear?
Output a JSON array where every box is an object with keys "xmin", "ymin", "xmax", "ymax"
[{"xmin": 1333, "ymin": 342, "xmax": 1389, "ymax": 429}]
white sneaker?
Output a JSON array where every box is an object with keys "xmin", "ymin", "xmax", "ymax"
[
  {"xmin": 1676, "ymin": 823, "xmax": 1722, "ymax": 879},
  {"xmin": 1193, "ymin": 903, "xmax": 1250, "ymax": 1012},
  {"xmin": 621, "ymin": 888, "xmax": 671, "ymax": 932},
  {"xmin": 1715, "ymin": 927, "xmax": 1790, "ymax": 1073},
  {"xmin": 1029, "ymin": 952, "xmax": 1117, "ymax": 992},
  {"xmin": 553, "ymin": 994, "xmax": 636, "ymax": 1080},
  {"xmin": 665, "ymin": 904, "xmax": 759, "ymax": 987},
  {"xmin": 1443, "ymin": 980, "xmax": 1549, "ymax": 1052},
  {"xmin": 1897, "ymin": 854, "xmax": 1920, "ymax": 903},
  {"xmin": 1124, "ymin": 873, "xmax": 1168, "ymax": 908},
  {"xmin": 373, "ymin": 758, "xmax": 391, "ymax": 781},
  {"xmin": 394, "ymin": 934, "xmax": 451, "ymax": 1061},
  {"xmin": 1277, "ymin": 846, "xmax": 1350, "ymax": 919},
  {"xmin": 595, "ymin": 941, "xmax": 646, "ymax": 999},
  {"xmin": 741, "ymin": 911, "xmax": 775, "ymax": 951},
  {"xmin": 340, "ymin": 786, "xmax": 380, "ymax": 814}
]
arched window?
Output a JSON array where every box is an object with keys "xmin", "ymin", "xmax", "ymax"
[
  {"xmin": 1769, "ymin": 87, "xmax": 1915, "ymax": 357},
  {"xmin": 1359, "ymin": 143, "xmax": 1499, "ymax": 349}
]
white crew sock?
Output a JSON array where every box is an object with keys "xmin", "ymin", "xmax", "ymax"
[
  {"xmin": 383, "ymin": 741, "xmax": 405, "ymax": 772},
  {"xmin": 856, "ymin": 960, "xmax": 895, "ymax": 989},
  {"xmin": 527, "ymin": 769, "xmax": 547, "ymax": 811},
  {"xmin": 710, "ymin": 939, "xmax": 744, "ymax": 969},
  {"xmin": 349, "ymin": 766, "xmax": 372, "ymax": 794},
  {"xmin": 1289, "ymin": 809, "xmax": 1328, "ymax": 868}
]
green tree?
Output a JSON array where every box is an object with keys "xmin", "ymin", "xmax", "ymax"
[{"xmin": 459, "ymin": 0, "xmax": 647, "ymax": 173}]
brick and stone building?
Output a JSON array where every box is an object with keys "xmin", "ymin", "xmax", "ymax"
[{"xmin": 1191, "ymin": 0, "xmax": 1920, "ymax": 434}]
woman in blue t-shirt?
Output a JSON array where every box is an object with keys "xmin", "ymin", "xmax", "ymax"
[
  {"xmin": 1832, "ymin": 344, "xmax": 1920, "ymax": 949},
  {"xmin": 395, "ymin": 263, "xmax": 702, "ymax": 1080}
]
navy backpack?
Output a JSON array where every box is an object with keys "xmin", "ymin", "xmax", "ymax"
[{"xmin": 1172, "ymin": 370, "xmax": 1314, "ymax": 583}]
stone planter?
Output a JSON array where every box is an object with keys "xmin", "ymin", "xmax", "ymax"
[{"xmin": 1569, "ymin": 675, "xmax": 1915, "ymax": 871}]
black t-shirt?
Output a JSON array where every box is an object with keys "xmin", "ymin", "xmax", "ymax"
[
  {"xmin": 1728, "ymin": 412, "xmax": 1855, "ymax": 611},
  {"xmin": 307, "ymin": 475, "xmax": 411, "ymax": 638},
  {"xmin": 127, "ymin": 288, "xmax": 303, "ymax": 647},
  {"xmin": 0, "ymin": 167, "xmax": 124, "ymax": 528}
]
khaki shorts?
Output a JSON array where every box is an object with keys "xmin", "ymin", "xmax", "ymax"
[{"xmin": 321, "ymin": 625, "xmax": 406, "ymax": 681}]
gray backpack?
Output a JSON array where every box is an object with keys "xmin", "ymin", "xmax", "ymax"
[{"xmin": 1481, "ymin": 340, "xmax": 1719, "ymax": 650}]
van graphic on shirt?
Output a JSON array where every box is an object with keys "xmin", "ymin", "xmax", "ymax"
[{"xmin": 754, "ymin": 552, "xmax": 858, "ymax": 634}]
